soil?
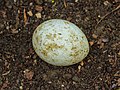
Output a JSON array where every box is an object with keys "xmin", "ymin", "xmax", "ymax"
[{"xmin": 0, "ymin": 0, "xmax": 120, "ymax": 90}]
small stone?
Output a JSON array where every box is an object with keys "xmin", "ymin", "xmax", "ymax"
[
  {"xmin": 6, "ymin": 26, "xmax": 9, "ymax": 30},
  {"xmin": 48, "ymin": 81, "xmax": 52, "ymax": 84},
  {"xmin": 111, "ymin": 84, "xmax": 116, "ymax": 89},
  {"xmin": 44, "ymin": 0, "xmax": 53, "ymax": 3},
  {"xmin": 100, "ymin": 43, "xmax": 104, "ymax": 48},
  {"xmin": 33, "ymin": 54, "xmax": 37, "ymax": 59},
  {"xmin": 102, "ymin": 38, "xmax": 109, "ymax": 43},
  {"xmin": 24, "ymin": 70, "xmax": 34, "ymax": 80},
  {"xmin": 42, "ymin": 74, "xmax": 48, "ymax": 81},
  {"xmin": 89, "ymin": 41, "xmax": 94, "ymax": 46},
  {"xmin": 72, "ymin": 75, "xmax": 80, "ymax": 82},
  {"xmin": 34, "ymin": 59, "xmax": 37, "ymax": 64},
  {"xmin": 118, "ymin": 78, "xmax": 120, "ymax": 86},
  {"xmin": 103, "ymin": 1, "xmax": 111, "ymax": 6},
  {"xmin": 96, "ymin": 26, "xmax": 105, "ymax": 34},
  {"xmin": 0, "ymin": 23, "xmax": 4, "ymax": 29},
  {"xmin": 98, "ymin": 15, "xmax": 101, "ymax": 18},
  {"xmin": 114, "ymin": 0, "xmax": 119, "ymax": 3},
  {"xmin": 84, "ymin": 17, "xmax": 90, "ymax": 22},
  {"xmin": 11, "ymin": 29, "xmax": 18, "ymax": 34},
  {"xmin": 97, "ymin": 39, "xmax": 102, "ymax": 44},
  {"xmin": 67, "ymin": 17, "xmax": 72, "ymax": 21},
  {"xmin": 19, "ymin": 86, "xmax": 23, "ymax": 90},
  {"xmin": 35, "ymin": 12, "xmax": 41, "ymax": 18},
  {"xmin": 0, "ymin": 11, "xmax": 6, "ymax": 18},
  {"xmin": 80, "ymin": 61, "xmax": 84, "ymax": 66},
  {"xmin": 0, "ymin": 76, "xmax": 3, "ymax": 85},
  {"xmin": 5, "ymin": 1, "xmax": 12, "ymax": 9},
  {"xmin": 61, "ymin": 84, "xmax": 64, "ymax": 87},
  {"xmin": 114, "ymin": 71, "xmax": 120, "ymax": 77},
  {"xmin": 47, "ymin": 70, "xmax": 58, "ymax": 78},
  {"xmin": 27, "ymin": 11, "xmax": 33, "ymax": 16},
  {"xmin": 106, "ymin": 67, "xmax": 112, "ymax": 73},
  {"xmin": 29, "ymin": 2, "xmax": 33, "ymax": 6},
  {"xmin": 78, "ymin": 65, "xmax": 81, "ymax": 72},
  {"xmin": 14, "ymin": 0, "xmax": 16, "ymax": 3},
  {"xmin": 75, "ymin": 0, "xmax": 78, "ymax": 2},
  {"xmin": 35, "ymin": 0, "xmax": 43, "ymax": 5},
  {"xmin": 118, "ymin": 51, "xmax": 120, "ymax": 56},
  {"xmin": 92, "ymin": 34, "xmax": 98, "ymax": 39},
  {"xmin": 63, "ymin": 74, "xmax": 72, "ymax": 79}
]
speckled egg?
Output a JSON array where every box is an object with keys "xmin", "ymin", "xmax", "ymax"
[{"xmin": 32, "ymin": 19, "xmax": 89, "ymax": 66}]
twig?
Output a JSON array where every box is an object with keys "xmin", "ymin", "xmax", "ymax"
[
  {"xmin": 63, "ymin": 0, "xmax": 67, "ymax": 8},
  {"xmin": 95, "ymin": 5, "xmax": 120, "ymax": 29},
  {"xmin": 2, "ymin": 71, "xmax": 10, "ymax": 76}
]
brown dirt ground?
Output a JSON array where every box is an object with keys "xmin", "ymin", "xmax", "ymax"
[{"xmin": 0, "ymin": 0, "xmax": 120, "ymax": 90}]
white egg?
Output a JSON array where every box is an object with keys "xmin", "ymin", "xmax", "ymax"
[{"xmin": 32, "ymin": 19, "xmax": 89, "ymax": 66}]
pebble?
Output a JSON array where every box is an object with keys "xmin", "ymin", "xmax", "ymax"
[
  {"xmin": 106, "ymin": 67, "xmax": 112, "ymax": 73},
  {"xmin": 89, "ymin": 41, "xmax": 94, "ymax": 46},
  {"xmin": 35, "ymin": 12, "xmax": 42, "ymax": 18},
  {"xmin": 75, "ymin": 0, "xmax": 78, "ymax": 2},
  {"xmin": 80, "ymin": 61, "xmax": 84, "ymax": 66},
  {"xmin": 48, "ymin": 81, "xmax": 52, "ymax": 84},
  {"xmin": 111, "ymin": 84, "xmax": 116, "ymax": 89},
  {"xmin": 47, "ymin": 70, "xmax": 58, "ymax": 79},
  {"xmin": 14, "ymin": 0, "xmax": 16, "ymax": 3},
  {"xmin": 102, "ymin": 38, "xmax": 109, "ymax": 43},
  {"xmin": 27, "ymin": 11, "xmax": 33, "ymax": 16},
  {"xmin": 92, "ymin": 34, "xmax": 98, "ymax": 39},
  {"xmin": 6, "ymin": 26, "xmax": 9, "ymax": 30},
  {"xmin": 118, "ymin": 52, "xmax": 120, "ymax": 56},
  {"xmin": 103, "ymin": 1, "xmax": 111, "ymax": 6},
  {"xmin": 19, "ymin": 86, "xmax": 23, "ymax": 90},
  {"xmin": 24, "ymin": 70, "xmax": 34, "ymax": 80},
  {"xmin": 29, "ymin": 2, "xmax": 33, "ymax": 6},
  {"xmin": 72, "ymin": 75, "xmax": 80, "ymax": 82},
  {"xmin": 63, "ymin": 74, "xmax": 72, "ymax": 79},
  {"xmin": 78, "ymin": 65, "xmax": 81, "ymax": 72},
  {"xmin": 11, "ymin": 29, "xmax": 18, "ymax": 34},
  {"xmin": 96, "ymin": 26, "xmax": 105, "ymax": 34},
  {"xmin": 61, "ymin": 84, "xmax": 65, "ymax": 87},
  {"xmin": 0, "ymin": 23, "xmax": 4, "ymax": 29},
  {"xmin": 117, "ymin": 78, "xmax": 120, "ymax": 86},
  {"xmin": 5, "ymin": 1, "xmax": 12, "ymax": 9},
  {"xmin": 0, "ymin": 76, "xmax": 3, "ymax": 85},
  {"xmin": 35, "ymin": 0, "xmax": 43, "ymax": 4}
]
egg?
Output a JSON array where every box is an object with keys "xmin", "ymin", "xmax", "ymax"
[{"xmin": 32, "ymin": 19, "xmax": 89, "ymax": 66}]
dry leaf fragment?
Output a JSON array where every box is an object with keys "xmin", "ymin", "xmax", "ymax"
[{"xmin": 35, "ymin": 5, "xmax": 43, "ymax": 12}]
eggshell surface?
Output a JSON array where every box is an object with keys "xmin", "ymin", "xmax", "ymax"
[{"xmin": 32, "ymin": 19, "xmax": 89, "ymax": 66}]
